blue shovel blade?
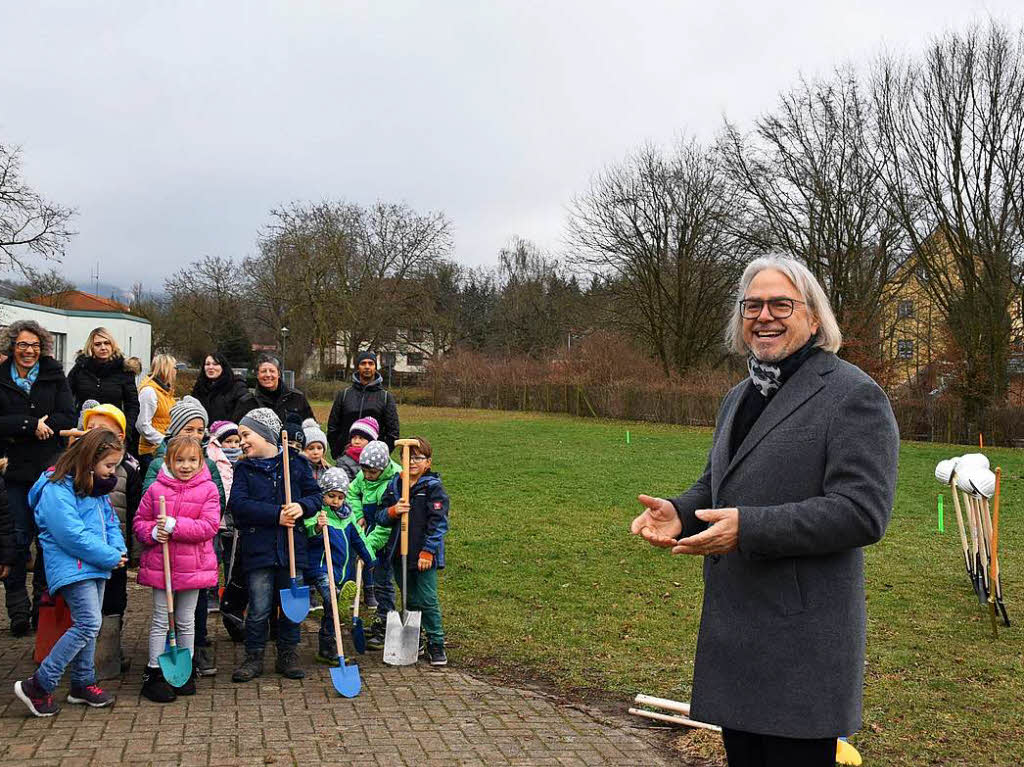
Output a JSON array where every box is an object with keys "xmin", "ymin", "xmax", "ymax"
[
  {"xmin": 352, "ymin": 616, "xmax": 366, "ymax": 654},
  {"xmin": 329, "ymin": 663, "xmax": 361, "ymax": 698},
  {"xmin": 279, "ymin": 579, "xmax": 310, "ymax": 623},
  {"xmin": 159, "ymin": 646, "xmax": 193, "ymax": 687}
]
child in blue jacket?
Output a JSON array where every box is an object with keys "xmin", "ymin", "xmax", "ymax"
[
  {"xmin": 304, "ymin": 467, "xmax": 388, "ymax": 664},
  {"xmin": 376, "ymin": 436, "xmax": 449, "ymax": 665},
  {"xmin": 14, "ymin": 429, "xmax": 127, "ymax": 717},
  {"xmin": 228, "ymin": 408, "xmax": 321, "ymax": 683}
]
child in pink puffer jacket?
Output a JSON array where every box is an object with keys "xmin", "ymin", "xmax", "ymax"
[{"xmin": 133, "ymin": 436, "xmax": 219, "ymax": 704}]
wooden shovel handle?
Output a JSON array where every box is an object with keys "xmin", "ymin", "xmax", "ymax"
[
  {"xmin": 159, "ymin": 496, "xmax": 176, "ymax": 641},
  {"xmin": 991, "ymin": 468, "xmax": 1001, "ymax": 587},
  {"xmin": 949, "ymin": 476, "xmax": 971, "ymax": 571},
  {"xmin": 322, "ymin": 523, "xmax": 344, "ymax": 661},
  {"xmin": 282, "ymin": 430, "xmax": 296, "ymax": 580},
  {"xmin": 353, "ymin": 559, "xmax": 363, "ymax": 619}
]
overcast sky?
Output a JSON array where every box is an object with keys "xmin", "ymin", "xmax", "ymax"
[{"xmin": 1, "ymin": 1, "xmax": 1020, "ymax": 292}]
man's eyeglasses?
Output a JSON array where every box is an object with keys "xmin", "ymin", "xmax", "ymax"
[
  {"xmin": 14, "ymin": 341, "xmax": 41, "ymax": 351},
  {"xmin": 739, "ymin": 298, "xmax": 806, "ymax": 320},
  {"xmin": 410, "ymin": 455, "xmax": 429, "ymax": 463}
]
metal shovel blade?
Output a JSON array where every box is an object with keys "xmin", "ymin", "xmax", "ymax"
[
  {"xmin": 159, "ymin": 646, "xmax": 193, "ymax": 687},
  {"xmin": 329, "ymin": 662, "xmax": 362, "ymax": 698},
  {"xmin": 383, "ymin": 609, "xmax": 422, "ymax": 666},
  {"xmin": 279, "ymin": 579, "xmax": 310, "ymax": 623},
  {"xmin": 351, "ymin": 615, "xmax": 366, "ymax": 654}
]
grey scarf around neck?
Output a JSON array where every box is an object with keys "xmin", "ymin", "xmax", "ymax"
[
  {"xmin": 747, "ymin": 356, "xmax": 783, "ymax": 398},
  {"xmin": 746, "ymin": 335, "xmax": 821, "ymax": 398}
]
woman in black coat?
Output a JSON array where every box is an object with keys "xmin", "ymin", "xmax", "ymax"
[
  {"xmin": 233, "ymin": 353, "xmax": 313, "ymax": 425},
  {"xmin": 192, "ymin": 352, "xmax": 249, "ymax": 423},
  {"xmin": 66, "ymin": 327, "xmax": 140, "ymax": 440},
  {"xmin": 0, "ymin": 320, "xmax": 76, "ymax": 635}
]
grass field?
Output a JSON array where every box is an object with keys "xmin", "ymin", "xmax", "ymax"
[{"xmin": 314, "ymin": 403, "xmax": 1022, "ymax": 766}]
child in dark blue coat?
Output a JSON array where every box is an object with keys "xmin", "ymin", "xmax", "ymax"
[
  {"xmin": 228, "ymin": 408, "xmax": 321, "ymax": 683},
  {"xmin": 376, "ymin": 436, "xmax": 449, "ymax": 665},
  {"xmin": 303, "ymin": 467, "xmax": 387, "ymax": 664}
]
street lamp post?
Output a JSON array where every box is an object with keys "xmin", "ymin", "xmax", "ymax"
[{"xmin": 280, "ymin": 326, "xmax": 289, "ymax": 368}]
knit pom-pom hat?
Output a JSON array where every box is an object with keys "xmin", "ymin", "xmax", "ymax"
[
  {"xmin": 349, "ymin": 416, "xmax": 379, "ymax": 441},
  {"xmin": 210, "ymin": 420, "xmax": 238, "ymax": 442},
  {"xmin": 302, "ymin": 417, "xmax": 328, "ymax": 449}
]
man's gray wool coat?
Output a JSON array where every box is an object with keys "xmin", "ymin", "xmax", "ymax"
[{"xmin": 671, "ymin": 351, "xmax": 899, "ymax": 738}]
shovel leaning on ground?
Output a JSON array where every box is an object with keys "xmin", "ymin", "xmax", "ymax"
[
  {"xmin": 158, "ymin": 496, "xmax": 193, "ymax": 687},
  {"xmin": 383, "ymin": 438, "xmax": 422, "ymax": 666},
  {"xmin": 278, "ymin": 432, "xmax": 310, "ymax": 623},
  {"xmin": 351, "ymin": 559, "xmax": 366, "ymax": 654},
  {"xmin": 321, "ymin": 521, "xmax": 360, "ymax": 696}
]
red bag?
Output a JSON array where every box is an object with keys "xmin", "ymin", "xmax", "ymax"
[{"xmin": 34, "ymin": 592, "xmax": 73, "ymax": 664}]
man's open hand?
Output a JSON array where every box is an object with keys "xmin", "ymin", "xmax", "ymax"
[
  {"xmin": 630, "ymin": 495, "xmax": 682, "ymax": 548},
  {"xmin": 671, "ymin": 508, "xmax": 739, "ymax": 556}
]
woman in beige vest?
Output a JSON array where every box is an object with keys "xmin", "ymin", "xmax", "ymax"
[{"xmin": 136, "ymin": 354, "xmax": 177, "ymax": 474}]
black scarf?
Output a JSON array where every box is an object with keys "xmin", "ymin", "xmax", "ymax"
[{"xmin": 90, "ymin": 474, "xmax": 118, "ymax": 497}]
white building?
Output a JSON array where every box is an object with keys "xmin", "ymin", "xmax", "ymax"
[
  {"xmin": 304, "ymin": 327, "xmax": 436, "ymax": 379},
  {"xmin": 0, "ymin": 297, "xmax": 152, "ymax": 375}
]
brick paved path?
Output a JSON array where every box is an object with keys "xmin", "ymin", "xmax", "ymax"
[{"xmin": 0, "ymin": 582, "xmax": 672, "ymax": 766}]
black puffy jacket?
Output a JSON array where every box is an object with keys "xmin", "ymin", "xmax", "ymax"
[
  {"xmin": 234, "ymin": 383, "xmax": 314, "ymax": 425},
  {"xmin": 0, "ymin": 357, "xmax": 76, "ymax": 484},
  {"xmin": 192, "ymin": 374, "xmax": 249, "ymax": 424},
  {"xmin": 66, "ymin": 354, "xmax": 140, "ymax": 431},
  {"xmin": 326, "ymin": 374, "xmax": 400, "ymax": 457},
  {"xmin": 0, "ymin": 467, "xmax": 16, "ymax": 566}
]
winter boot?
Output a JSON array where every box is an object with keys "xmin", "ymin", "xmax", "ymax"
[
  {"xmin": 315, "ymin": 636, "xmax": 339, "ymax": 665},
  {"xmin": 94, "ymin": 615, "xmax": 121, "ymax": 680},
  {"xmin": 365, "ymin": 616, "xmax": 387, "ymax": 650},
  {"xmin": 172, "ymin": 666, "xmax": 197, "ymax": 696},
  {"xmin": 232, "ymin": 651, "xmax": 264, "ymax": 683},
  {"xmin": 427, "ymin": 641, "xmax": 448, "ymax": 667},
  {"xmin": 274, "ymin": 646, "xmax": 305, "ymax": 679},
  {"xmin": 141, "ymin": 666, "xmax": 176, "ymax": 703}
]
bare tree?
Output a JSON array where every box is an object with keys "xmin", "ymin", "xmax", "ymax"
[
  {"xmin": 250, "ymin": 200, "xmax": 453, "ymax": 373},
  {"xmin": 720, "ymin": 69, "xmax": 909, "ymax": 377},
  {"xmin": 164, "ymin": 256, "xmax": 245, "ymax": 363},
  {"xmin": 0, "ymin": 144, "xmax": 75, "ymax": 273},
  {"xmin": 11, "ymin": 267, "xmax": 76, "ymax": 306},
  {"xmin": 874, "ymin": 22, "xmax": 1024, "ymax": 423},
  {"xmin": 493, "ymin": 237, "xmax": 581, "ymax": 357},
  {"xmin": 567, "ymin": 139, "xmax": 746, "ymax": 375}
]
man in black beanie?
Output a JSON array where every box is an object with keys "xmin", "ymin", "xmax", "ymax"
[{"xmin": 326, "ymin": 351, "xmax": 400, "ymax": 457}]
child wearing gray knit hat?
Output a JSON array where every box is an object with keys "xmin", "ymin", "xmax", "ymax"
[
  {"xmin": 239, "ymin": 408, "xmax": 282, "ymax": 447},
  {"xmin": 358, "ymin": 440, "xmax": 391, "ymax": 472},
  {"xmin": 302, "ymin": 418, "xmax": 331, "ymax": 482},
  {"xmin": 167, "ymin": 396, "xmax": 209, "ymax": 438},
  {"xmin": 317, "ymin": 467, "xmax": 350, "ymax": 496}
]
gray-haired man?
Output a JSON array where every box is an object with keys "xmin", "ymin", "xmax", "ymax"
[{"xmin": 631, "ymin": 255, "xmax": 899, "ymax": 766}]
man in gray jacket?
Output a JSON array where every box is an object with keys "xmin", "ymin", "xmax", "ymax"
[{"xmin": 631, "ymin": 255, "xmax": 899, "ymax": 766}]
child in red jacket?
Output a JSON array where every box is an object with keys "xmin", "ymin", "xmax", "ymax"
[{"xmin": 133, "ymin": 436, "xmax": 219, "ymax": 704}]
